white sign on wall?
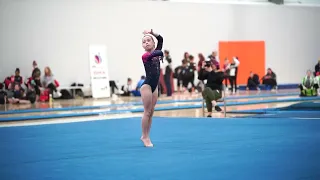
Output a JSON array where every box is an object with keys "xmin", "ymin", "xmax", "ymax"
[{"xmin": 89, "ymin": 44, "xmax": 110, "ymax": 98}]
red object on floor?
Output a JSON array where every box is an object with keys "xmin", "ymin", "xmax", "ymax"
[{"xmin": 39, "ymin": 89, "xmax": 50, "ymax": 102}]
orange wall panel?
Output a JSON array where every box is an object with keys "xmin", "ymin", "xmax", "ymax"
[{"xmin": 219, "ymin": 41, "xmax": 265, "ymax": 85}]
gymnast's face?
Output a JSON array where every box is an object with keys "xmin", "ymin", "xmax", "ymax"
[{"xmin": 142, "ymin": 36, "xmax": 155, "ymax": 52}]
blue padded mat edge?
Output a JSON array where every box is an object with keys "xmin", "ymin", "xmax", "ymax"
[
  {"xmin": 228, "ymin": 101, "xmax": 320, "ymax": 114},
  {"xmin": 239, "ymin": 84, "xmax": 299, "ymax": 90},
  {"xmin": 245, "ymin": 111, "xmax": 320, "ymax": 119},
  {"xmin": 0, "ymin": 96, "xmax": 319, "ymax": 122},
  {"xmin": 0, "ymin": 116, "xmax": 319, "ymax": 180},
  {"xmin": 0, "ymin": 92, "xmax": 300, "ymax": 115}
]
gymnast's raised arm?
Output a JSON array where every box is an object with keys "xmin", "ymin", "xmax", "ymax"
[{"xmin": 151, "ymin": 30, "xmax": 163, "ymax": 50}]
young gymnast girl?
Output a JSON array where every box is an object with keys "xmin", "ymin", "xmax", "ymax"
[{"xmin": 140, "ymin": 29, "xmax": 163, "ymax": 147}]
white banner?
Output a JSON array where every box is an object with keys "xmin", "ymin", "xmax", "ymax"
[{"xmin": 89, "ymin": 45, "xmax": 110, "ymax": 98}]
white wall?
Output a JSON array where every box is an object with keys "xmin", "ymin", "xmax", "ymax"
[
  {"xmin": 0, "ymin": 0, "xmax": 319, "ymax": 86},
  {"xmin": 230, "ymin": 4, "xmax": 320, "ymax": 83}
]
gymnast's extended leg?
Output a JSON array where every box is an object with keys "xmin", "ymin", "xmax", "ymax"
[
  {"xmin": 147, "ymin": 86, "xmax": 158, "ymax": 144},
  {"xmin": 140, "ymin": 84, "xmax": 154, "ymax": 147}
]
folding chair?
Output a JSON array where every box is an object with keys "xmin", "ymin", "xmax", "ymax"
[{"xmin": 202, "ymin": 85, "xmax": 227, "ymax": 117}]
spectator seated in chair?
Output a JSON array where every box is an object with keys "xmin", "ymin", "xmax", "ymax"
[
  {"xmin": 136, "ymin": 76, "xmax": 145, "ymax": 91},
  {"xmin": 0, "ymin": 90, "xmax": 8, "ymax": 105},
  {"xmin": 4, "ymin": 76, "xmax": 12, "ymax": 89},
  {"xmin": 8, "ymin": 83, "xmax": 33, "ymax": 104},
  {"xmin": 246, "ymin": 71, "xmax": 260, "ymax": 91},
  {"xmin": 121, "ymin": 78, "xmax": 133, "ymax": 96},
  {"xmin": 11, "ymin": 68, "xmax": 23, "ymax": 85},
  {"xmin": 29, "ymin": 61, "xmax": 42, "ymax": 99},
  {"xmin": 26, "ymin": 76, "xmax": 41, "ymax": 102},
  {"xmin": 262, "ymin": 68, "xmax": 277, "ymax": 91},
  {"xmin": 299, "ymin": 70, "xmax": 319, "ymax": 97},
  {"xmin": 4, "ymin": 83, "xmax": 14, "ymax": 101},
  {"xmin": 42, "ymin": 67, "xmax": 61, "ymax": 98},
  {"xmin": 0, "ymin": 83, "xmax": 10, "ymax": 105},
  {"xmin": 131, "ymin": 76, "xmax": 146, "ymax": 97},
  {"xmin": 198, "ymin": 60, "xmax": 224, "ymax": 117}
]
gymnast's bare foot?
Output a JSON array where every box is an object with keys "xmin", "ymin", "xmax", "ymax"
[{"xmin": 141, "ymin": 136, "xmax": 154, "ymax": 147}]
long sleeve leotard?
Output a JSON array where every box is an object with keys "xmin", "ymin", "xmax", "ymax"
[{"xmin": 141, "ymin": 35, "xmax": 164, "ymax": 93}]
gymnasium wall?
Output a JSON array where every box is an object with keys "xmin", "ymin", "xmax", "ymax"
[{"xmin": 0, "ymin": 0, "xmax": 319, "ymax": 86}]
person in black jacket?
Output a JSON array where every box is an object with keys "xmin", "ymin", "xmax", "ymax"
[
  {"xmin": 164, "ymin": 50, "xmax": 173, "ymax": 96},
  {"xmin": 174, "ymin": 60, "xmax": 188, "ymax": 93},
  {"xmin": 31, "ymin": 61, "xmax": 42, "ymax": 96},
  {"xmin": 198, "ymin": 61, "xmax": 224, "ymax": 117},
  {"xmin": 181, "ymin": 56, "xmax": 196, "ymax": 93},
  {"xmin": 32, "ymin": 61, "xmax": 41, "ymax": 79},
  {"xmin": 0, "ymin": 87, "xmax": 8, "ymax": 104},
  {"xmin": 246, "ymin": 72, "xmax": 260, "ymax": 91},
  {"xmin": 315, "ymin": 59, "xmax": 320, "ymax": 76},
  {"xmin": 262, "ymin": 68, "xmax": 277, "ymax": 90}
]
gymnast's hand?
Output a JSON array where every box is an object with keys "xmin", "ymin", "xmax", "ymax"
[
  {"xmin": 143, "ymin": 29, "xmax": 153, "ymax": 35},
  {"xmin": 143, "ymin": 29, "xmax": 159, "ymax": 37}
]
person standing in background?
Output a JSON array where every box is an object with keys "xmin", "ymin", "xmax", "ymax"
[
  {"xmin": 229, "ymin": 57, "xmax": 240, "ymax": 94},
  {"xmin": 31, "ymin": 61, "xmax": 42, "ymax": 98},
  {"xmin": 315, "ymin": 59, "xmax": 320, "ymax": 76},
  {"xmin": 174, "ymin": 60, "xmax": 185, "ymax": 93},
  {"xmin": 208, "ymin": 51, "xmax": 220, "ymax": 70},
  {"xmin": 159, "ymin": 57, "xmax": 167, "ymax": 95},
  {"xmin": 180, "ymin": 60, "xmax": 191, "ymax": 92},
  {"xmin": 32, "ymin": 61, "xmax": 41, "ymax": 79},
  {"xmin": 182, "ymin": 52, "xmax": 190, "ymax": 63},
  {"xmin": 164, "ymin": 50, "xmax": 173, "ymax": 96},
  {"xmin": 196, "ymin": 53, "xmax": 206, "ymax": 92},
  {"xmin": 223, "ymin": 58, "xmax": 230, "ymax": 88},
  {"xmin": 184, "ymin": 55, "xmax": 196, "ymax": 92},
  {"xmin": 197, "ymin": 53, "xmax": 206, "ymax": 72}
]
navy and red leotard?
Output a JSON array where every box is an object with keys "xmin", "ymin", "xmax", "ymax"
[{"xmin": 141, "ymin": 35, "xmax": 164, "ymax": 93}]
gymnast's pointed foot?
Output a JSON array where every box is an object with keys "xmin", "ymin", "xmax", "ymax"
[{"xmin": 141, "ymin": 136, "xmax": 154, "ymax": 147}]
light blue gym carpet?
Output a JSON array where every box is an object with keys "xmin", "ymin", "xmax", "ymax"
[{"xmin": 1, "ymin": 116, "xmax": 320, "ymax": 180}]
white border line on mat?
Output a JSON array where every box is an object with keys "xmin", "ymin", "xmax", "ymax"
[
  {"xmin": 292, "ymin": 117, "xmax": 320, "ymax": 120},
  {"xmin": 0, "ymin": 113, "xmax": 142, "ymax": 128}
]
